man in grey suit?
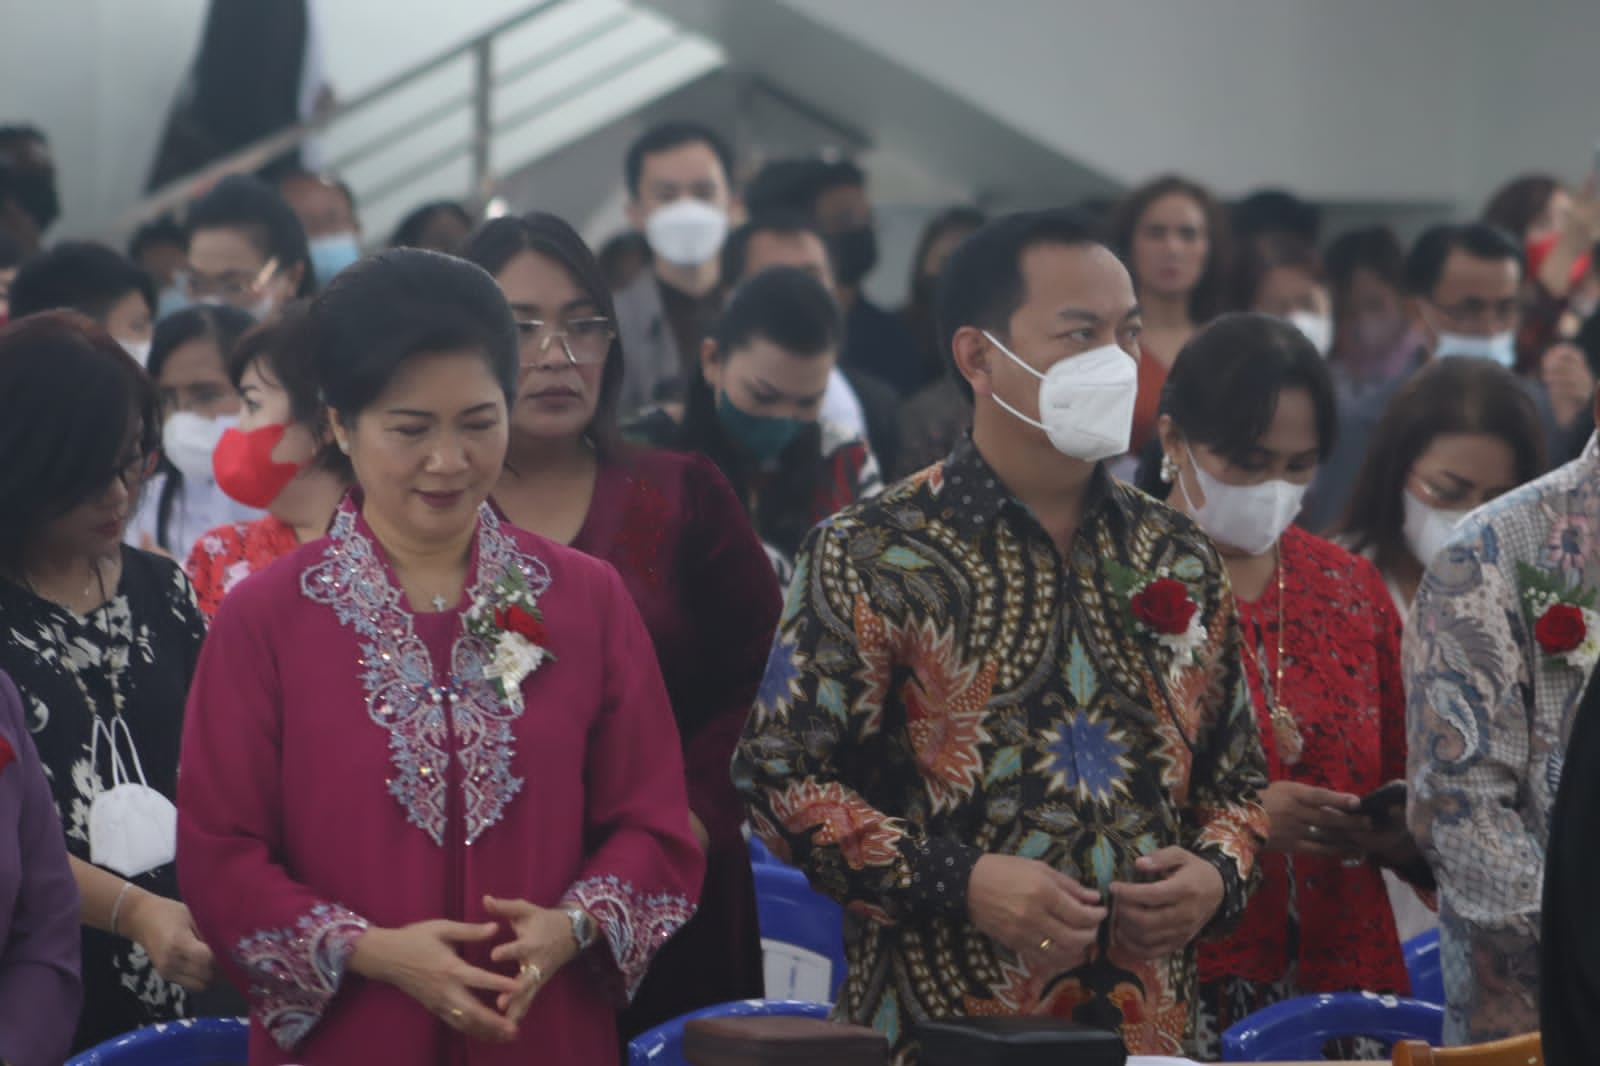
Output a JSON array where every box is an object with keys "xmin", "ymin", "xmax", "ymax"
[{"xmin": 612, "ymin": 121, "xmax": 737, "ymax": 417}]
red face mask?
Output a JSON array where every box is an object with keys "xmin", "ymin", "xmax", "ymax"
[{"xmin": 212, "ymin": 423, "xmax": 303, "ymax": 508}]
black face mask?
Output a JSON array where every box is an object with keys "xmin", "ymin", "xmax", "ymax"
[
  {"xmin": 10, "ymin": 166, "xmax": 58, "ymax": 232},
  {"xmin": 830, "ymin": 226, "xmax": 879, "ymax": 287}
]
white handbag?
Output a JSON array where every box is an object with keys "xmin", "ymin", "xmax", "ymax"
[{"xmin": 87, "ymin": 713, "xmax": 177, "ymax": 878}]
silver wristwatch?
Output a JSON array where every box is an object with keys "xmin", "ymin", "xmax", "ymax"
[{"xmin": 565, "ymin": 906, "xmax": 597, "ymax": 951}]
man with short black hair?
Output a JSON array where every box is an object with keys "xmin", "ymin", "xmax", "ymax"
[
  {"xmin": 735, "ymin": 209, "xmax": 1268, "ymax": 1060},
  {"xmin": 9, "ymin": 241, "xmax": 155, "ymax": 364},
  {"xmin": 277, "ymin": 169, "xmax": 363, "ymax": 288},
  {"xmin": 613, "ymin": 120, "xmax": 738, "ymax": 415},
  {"xmin": 746, "ymin": 157, "xmax": 927, "ymax": 396},
  {"xmin": 0, "ymin": 125, "xmax": 58, "ymax": 256},
  {"xmin": 722, "ymin": 212, "xmax": 900, "ymax": 472}
]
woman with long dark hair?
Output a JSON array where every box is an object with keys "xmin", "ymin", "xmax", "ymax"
[
  {"xmin": 1107, "ymin": 174, "xmax": 1232, "ymax": 456},
  {"xmin": 460, "ymin": 213, "xmax": 777, "ymax": 1040}
]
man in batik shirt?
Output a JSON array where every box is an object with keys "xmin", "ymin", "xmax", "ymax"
[
  {"xmin": 1405, "ymin": 429, "xmax": 1600, "ymax": 1044},
  {"xmin": 734, "ymin": 210, "xmax": 1269, "ymax": 1060}
]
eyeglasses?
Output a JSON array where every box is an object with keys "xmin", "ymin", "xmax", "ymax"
[
  {"xmin": 515, "ymin": 316, "xmax": 615, "ymax": 368},
  {"xmin": 176, "ymin": 258, "xmax": 280, "ymax": 304},
  {"xmin": 112, "ymin": 451, "xmax": 159, "ymax": 489},
  {"xmin": 1425, "ymin": 296, "xmax": 1519, "ymax": 332}
]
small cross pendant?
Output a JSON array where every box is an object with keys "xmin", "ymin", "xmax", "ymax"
[{"xmin": 431, "ymin": 595, "xmax": 448, "ymax": 611}]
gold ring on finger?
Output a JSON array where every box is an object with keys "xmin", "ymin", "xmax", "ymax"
[
  {"xmin": 521, "ymin": 961, "xmax": 543, "ymax": 983},
  {"xmin": 1039, "ymin": 937, "xmax": 1054, "ymax": 951},
  {"xmin": 450, "ymin": 1008, "xmax": 464, "ymax": 1020}
]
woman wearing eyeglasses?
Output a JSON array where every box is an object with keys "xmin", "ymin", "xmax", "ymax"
[
  {"xmin": 125, "ymin": 305, "xmax": 262, "ymax": 561},
  {"xmin": 460, "ymin": 214, "xmax": 780, "ymax": 1043},
  {"xmin": 0, "ymin": 312, "xmax": 220, "ymax": 1051}
]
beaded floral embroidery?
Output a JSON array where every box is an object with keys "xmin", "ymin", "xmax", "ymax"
[
  {"xmin": 301, "ymin": 500, "xmax": 551, "ymax": 845},
  {"xmin": 233, "ymin": 902, "xmax": 369, "ymax": 1050},
  {"xmin": 564, "ymin": 874, "xmax": 696, "ymax": 1001}
]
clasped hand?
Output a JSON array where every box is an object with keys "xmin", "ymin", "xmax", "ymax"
[
  {"xmin": 969, "ymin": 850, "xmax": 1224, "ymax": 969},
  {"xmin": 352, "ymin": 894, "xmax": 584, "ymax": 1043}
]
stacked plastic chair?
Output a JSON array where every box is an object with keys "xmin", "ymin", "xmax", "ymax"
[
  {"xmin": 752, "ymin": 860, "xmax": 847, "ymax": 1003},
  {"xmin": 1404, "ymin": 929, "xmax": 1444, "ymax": 1005},
  {"xmin": 1222, "ymin": 991, "xmax": 1445, "ymax": 1061},
  {"xmin": 66, "ymin": 1017, "xmax": 248, "ymax": 1066}
]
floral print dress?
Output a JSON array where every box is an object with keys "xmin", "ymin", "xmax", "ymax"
[{"xmin": 0, "ymin": 549, "xmax": 207, "ymax": 1050}]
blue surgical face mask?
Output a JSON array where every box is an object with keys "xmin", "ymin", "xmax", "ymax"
[
  {"xmin": 156, "ymin": 284, "xmax": 189, "ymax": 321},
  {"xmin": 308, "ymin": 232, "xmax": 362, "ymax": 288},
  {"xmin": 1435, "ymin": 330, "xmax": 1516, "ymax": 368},
  {"xmin": 716, "ymin": 390, "xmax": 807, "ymax": 465}
]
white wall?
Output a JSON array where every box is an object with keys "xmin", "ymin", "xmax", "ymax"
[
  {"xmin": 0, "ymin": 0, "xmax": 203, "ymax": 240},
  {"xmin": 758, "ymin": 0, "xmax": 1475, "ymax": 205},
  {"xmin": 1458, "ymin": 0, "xmax": 1600, "ymax": 211}
]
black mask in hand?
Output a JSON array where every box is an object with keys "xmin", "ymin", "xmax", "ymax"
[{"xmin": 830, "ymin": 225, "xmax": 879, "ymax": 287}]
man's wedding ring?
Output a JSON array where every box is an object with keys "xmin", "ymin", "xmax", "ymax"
[{"xmin": 1039, "ymin": 937, "xmax": 1054, "ymax": 951}]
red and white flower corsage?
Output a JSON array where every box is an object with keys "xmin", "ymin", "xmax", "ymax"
[
  {"xmin": 465, "ymin": 567, "xmax": 555, "ymax": 710},
  {"xmin": 1521, "ymin": 562, "xmax": 1600, "ymax": 673},
  {"xmin": 1109, "ymin": 561, "xmax": 1207, "ymax": 676}
]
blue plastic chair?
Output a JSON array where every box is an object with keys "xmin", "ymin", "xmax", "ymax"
[
  {"xmin": 753, "ymin": 861, "xmax": 847, "ymax": 1002},
  {"xmin": 1404, "ymin": 928, "xmax": 1443, "ymax": 1005},
  {"xmin": 748, "ymin": 835, "xmax": 777, "ymax": 865},
  {"xmin": 67, "ymin": 1017, "xmax": 249, "ymax": 1066},
  {"xmin": 1222, "ymin": 992, "xmax": 1444, "ymax": 1061},
  {"xmin": 628, "ymin": 999, "xmax": 831, "ymax": 1066}
]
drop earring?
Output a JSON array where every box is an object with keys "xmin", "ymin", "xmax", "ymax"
[{"xmin": 1160, "ymin": 453, "xmax": 1177, "ymax": 484}]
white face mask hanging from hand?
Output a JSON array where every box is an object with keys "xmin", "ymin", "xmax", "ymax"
[
  {"xmin": 88, "ymin": 714, "xmax": 177, "ymax": 878},
  {"xmin": 983, "ymin": 332, "xmax": 1139, "ymax": 462},
  {"xmin": 1176, "ymin": 445, "xmax": 1308, "ymax": 556}
]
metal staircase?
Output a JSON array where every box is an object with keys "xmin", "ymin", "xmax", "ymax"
[{"xmin": 115, "ymin": 0, "xmax": 723, "ymax": 242}]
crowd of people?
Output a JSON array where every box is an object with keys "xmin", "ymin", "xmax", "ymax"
[{"xmin": 0, "ymin": 111, "xmax": 1598, "ymax": 1066}]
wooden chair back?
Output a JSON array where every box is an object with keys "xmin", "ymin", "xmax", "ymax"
[{"xmin": 1392, "ymin": 1032, "xmax": 1543, "ymax": 1066}]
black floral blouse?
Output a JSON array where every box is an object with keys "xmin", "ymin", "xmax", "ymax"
[
  {"xmin": 734, "ymin": 438, "xmax": 1270, "ymax": 1060},
  {"xmin": 0, "ymin": 548, "xmax": 207, "ymax": 1050}
]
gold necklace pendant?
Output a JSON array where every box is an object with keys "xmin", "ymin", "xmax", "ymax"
[{"xmin": 1271, "ymin": 705, "xmax": 1303, "ymax": 766}]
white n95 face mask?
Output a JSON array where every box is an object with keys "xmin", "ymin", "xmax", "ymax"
[
  {"xmin": 1435, "ymin": 330, "xmax": 1516, "ymax": 368},
  {"xmin": 1402, "ymin": 489, "xmax": 1469, "ymax": 567},
  {"xmin": 87, "ymin": 715, "xmax": 176, "ymax": 878},
  {"xmin": 645, "ymin": 199, "xmax": 729, "ymax": 268},
  {"xmin": 1177, "ymin": 445, "xmax": 1308, "ymax": 556},
  {"xmin": 984, "ymin": 332, "xmax": 1139, "ymax": 462},
  {"xmin": 1288, "ymin": 311, "xmax": 1332, "ymax": 356},
  {"xmin": 162, "ymin": 411, "xmax": 236, "ymax": 483}
]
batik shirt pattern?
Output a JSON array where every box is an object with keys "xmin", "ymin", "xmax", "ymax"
[
  {"xmin": 734, "ymin": 439, "xmax": 1269, "ymax": 1060},
  {"xmin": 1404, "ymin": 436, "xmax": 1600, "ymax": 1043}
]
